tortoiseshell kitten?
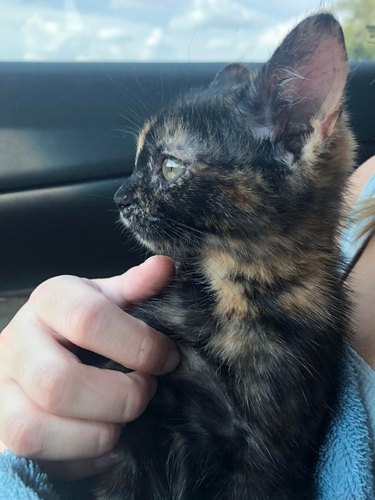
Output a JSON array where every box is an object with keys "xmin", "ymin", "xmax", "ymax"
[{"xmin": 96, "ymin": 13, "xmax": 354, "ymax": 500}]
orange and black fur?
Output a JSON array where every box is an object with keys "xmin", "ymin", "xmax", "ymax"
[{"xmin": 96, "ymin": 14, "xmax": 354, "ymax": 500}]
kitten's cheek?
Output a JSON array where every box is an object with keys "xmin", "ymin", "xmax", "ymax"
[
  {"xmin": 119, "ymin": 207, "xmax": 138, "ymax": 228},
  {"xmin": 119, "ymin": 212, "xmax": 130, "ymax": 227}
]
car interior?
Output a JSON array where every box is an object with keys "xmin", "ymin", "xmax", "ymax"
[{"xmin": 0, "ymin": 58, "xmax": 374, "ymax": 329}]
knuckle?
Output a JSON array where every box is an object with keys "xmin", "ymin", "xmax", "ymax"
[
  {"xmin": 97, "ymin": 424, "xmax": 118, "ymax": 455},
  {"xmin": 29, "ymin": 275, "xmax": 73, "ymax": 304},
  {"xmin": 67, "ymin": 297, "xmax": 103, "ymax": 346},
  {"xmin": 0, "ymin": 333, "xmax": 10, "ymax": 364},
  {"xmin": 135, "ymin": 329, "xmax": 161, "ymax": 372},
  {"xmin": 4, "ymin": 413, "xmax": 41, "ymax": 457},
  {"xmin": 28, "ymin": 281, "xmax": 49, "ymax": 304},
  {"xmin": 121, "ymin": 375, "xmax": 150, "ymax": 422},
  {"xmin": 31, "ymin": 360, "xmax": 70, "ymax": 413}
]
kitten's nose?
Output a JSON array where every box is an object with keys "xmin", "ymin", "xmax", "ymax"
[{"xmin": 114, "ymin": 185, "xmax": 134, "ymax": 210}]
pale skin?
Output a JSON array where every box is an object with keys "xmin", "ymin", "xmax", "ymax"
[
  {"xmin": 0, "ymin": 156, "xmax": 374, "ymax": 481},
  {"xmin": 346, "ymin": 155, "xmax": 375, "ymax": 368},
  {"xmin": 0, "ymin": 255, "xmax": 180, "ymax": 479}
]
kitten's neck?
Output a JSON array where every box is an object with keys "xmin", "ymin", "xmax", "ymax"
[
  {"xmin": 200, "ymin": 235, "xmax": 337, "ymax": 325},
  {"xmin": 196, "ymin": 237, "xmax": 341, "ymax": 370}
]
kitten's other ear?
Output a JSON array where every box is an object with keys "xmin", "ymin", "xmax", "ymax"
[
  {"xmin": 260, "ymin": 13, "xmax": 348, "ymax": 137},
  {"xmin": 210, "ymin": 63, "xmax": 250, "ymax": 89}
]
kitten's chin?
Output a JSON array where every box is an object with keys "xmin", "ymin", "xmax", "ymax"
[
  {"xmin": 120, "ymin": 214, "xmax": 197, "ymax": 257},
  {"xmin": 134, "ymin": 234, "xmax": 160, "ymax": 253},
  {"xmin": 140, "ymin": 237, "xmax": 189, "ymax": 256},
  {"xmin": 133, "ymin": 233, "xmax": 195, "ymax": 258}
]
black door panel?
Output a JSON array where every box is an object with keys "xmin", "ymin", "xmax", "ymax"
[
  {"xmin": 347, "ymin": 62, "xmax": 375, "ymax": 165},
  {"xmin": 0, "ymin": 178, "xmax": 135, "ymax": 292}
]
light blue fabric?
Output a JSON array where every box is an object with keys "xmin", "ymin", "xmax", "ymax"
[
  {"xmin": 351, "ymin": 349, "xmax": 375, "ymax": 453},
  {"xmin": 0, "ymin": 451, "xmax": 91, "ymax": 499},
  {"xmin": 1, "ymin": 175, "xmax": 375, "ymax": 498},
  {"xmin": 0, "ymin": 450, "xmax": 58, "ymax": 499},
  {"xmin": 316, "ymin": 349, "xmax": 374, "ymax": 499}
]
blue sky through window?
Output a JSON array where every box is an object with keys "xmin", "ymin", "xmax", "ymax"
[{"xmin": 0, "ymin": 0, "xmax": 343, "ymax": 62}]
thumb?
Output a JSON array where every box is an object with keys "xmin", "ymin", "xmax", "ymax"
[{"xmin": 92, "ymin": 256, "xmax": 175, "ymax": 309}]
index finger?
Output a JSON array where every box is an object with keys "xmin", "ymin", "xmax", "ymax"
[{"xmin": 29, "ymin": 276, "xmax": 179, "ymax": 375}]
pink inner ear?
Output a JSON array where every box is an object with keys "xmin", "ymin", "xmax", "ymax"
[
  {"xmin": 289, "ymin": 35, "xmax": 347, "ymax": 135},
  {"xmin": 303, "ymin": 36, "xmax": 347, "ymax": 117}
]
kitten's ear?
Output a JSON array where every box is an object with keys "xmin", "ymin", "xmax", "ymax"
[
  {"xmin": 261, "ymin": 13, "xmax": 348, "ymax": 137},
  {"xmin": 210, "ymin": 63, "xmax": 250, "ymax": 89}
]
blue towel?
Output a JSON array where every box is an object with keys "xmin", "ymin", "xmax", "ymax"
[
  {"xmin": 0, "ymin": 348, "xmax": 373, "ymax": 498},
  {"xmin": 0, "ymin": 450, "xmax": 58, "ymax": 499},
  {"xmin": 316, "ymin": 348, "xmax": 374, "ymax": 499}
]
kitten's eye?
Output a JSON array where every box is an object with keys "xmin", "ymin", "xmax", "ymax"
[{"xmin": 162, "ymin": 158, "xmax": 186, "ymax": 181}]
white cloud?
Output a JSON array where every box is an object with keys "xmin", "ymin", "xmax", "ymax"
[
  {"xmin": 147, "ymin": 27, "xmax": 163, "ymax": 48},
  {"xmin": 256, "ymin": 18, "xmax": 298, "ymax": 59},
  {"xmin": 170, "ymin": 0, "xmax": 261, "ymax": 31},
  {"xmin": 0, "ymin": 0, "xmax": 334, "ymax": 62},
  {"xmin": 140, "ymin": 27, "xmax": 163, "ymax": 60},
  {"xmin": 21, "ymin": 0, "xmax": 85, "ymax": 59},
  {"xmin": 97, "ymin": 27, "xmax": 128, "ymax": 41},
  {"xmin": 14, "ymin": 1, "xmax": 153, "ymax": 61},
  {"xmin": 109, "ymin": 0, "xmax": 152, "ymax": 8},
  {"xmin": 163, "ymin": 0, "xmax": 316, "ymax": 61}
]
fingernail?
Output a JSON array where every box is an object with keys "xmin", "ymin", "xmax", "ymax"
[
  {"xmin": 93, "ymin": 451, "xmax": 122, "ymax": 471},
  {"xmin": 162, "ymin": 348, "xmax": 180, "ymax": 373},
  {"xmin": 145, "ymin": 255, "xmax": 175, "ymax": 266},
  {"xmin": 145, "ymin": 255, "xmax": 162, "ymax": 263}
]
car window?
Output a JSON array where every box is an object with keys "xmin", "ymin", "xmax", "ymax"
[{"xmin": 0, "ymin": 0, "xmax": 373, "ymax": 62}]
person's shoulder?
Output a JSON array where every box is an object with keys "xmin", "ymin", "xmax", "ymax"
[{"xmin": 347, "ymin": 156, "xmax": 375, "ymax": 210}]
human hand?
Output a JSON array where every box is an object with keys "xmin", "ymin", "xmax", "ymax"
[{"xmin": 0, "ymin": 256, "xmax": 179, "ymax": 480}]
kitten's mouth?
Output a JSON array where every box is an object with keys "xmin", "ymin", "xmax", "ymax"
[
  {"xmin": 118, "ymin": 211, "xmax": 133, "ymax": 229},
  {"xmin": 119, "ymin": 211, "xmax": 198, "ymax": 256}
]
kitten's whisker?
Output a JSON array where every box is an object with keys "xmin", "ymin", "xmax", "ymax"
[
  {"xmin": 112, "ymin": 123, "xmax": 139, "ymax": 135},
  {"xmin": 119, "ymin": 113, "xmax": 142, "ymax": 130},
  {"xmin": 121, "ymin": 129, "xmax": 139, "ymax": 140},
  {"xmin": 123, "ymin": 107, "xmax": 145, "ymax": 127},
  {"xmin": 107, "ymin": 75, "xmax": 152, "ymax": 117},
  {"xmin": 163, "ymin": 218, "xmax": 206, "ymax": 237}
]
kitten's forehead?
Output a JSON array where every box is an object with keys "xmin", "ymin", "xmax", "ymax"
[
  {"xmin": 135, "ymin": 117, "xmax": 155, "ymax": 165},
  {"xmin": 136, "ymin": 114, "xmax": 203, "ymax": 165},
  {"xmin": 160, "ymin": 118, "xmax": 203, "ymax": 161}
]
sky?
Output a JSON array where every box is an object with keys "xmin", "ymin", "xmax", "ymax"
[{"xmin": 0, "ymin": 0, "xmax": 342, "ymax": 62}]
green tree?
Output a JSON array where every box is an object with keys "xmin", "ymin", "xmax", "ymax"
[{"xmin": 336, "ymin": 0, "xmax": 375, "ymax": 60}]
